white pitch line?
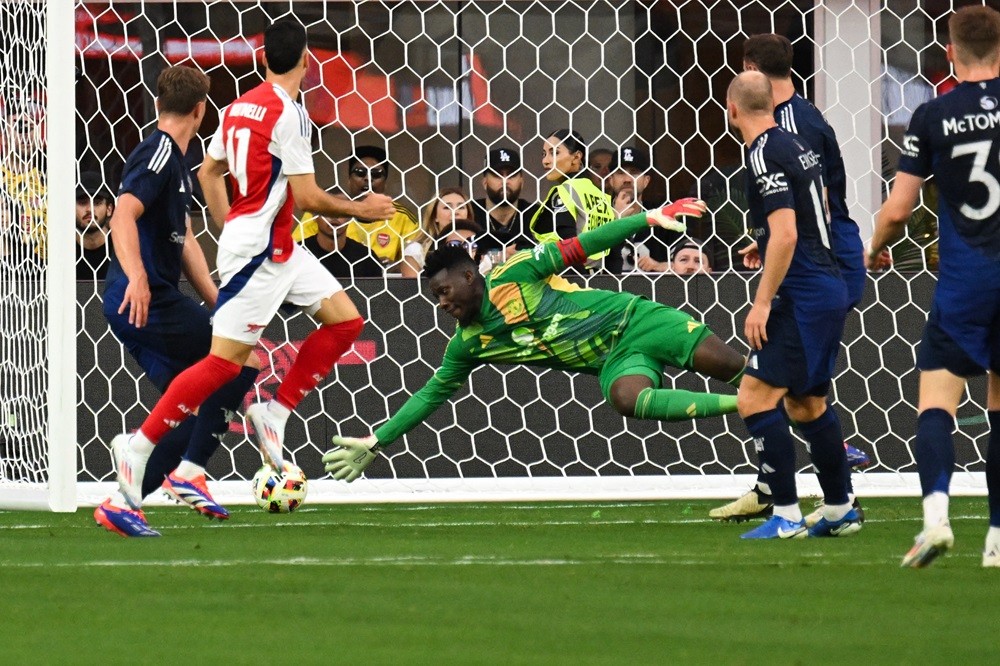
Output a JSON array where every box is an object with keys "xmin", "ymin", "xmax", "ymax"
[
  {"xmin": 0, "ymin": 552, "xmax": 959, "ymax": 568},
  {"xmin": 0, "ymin": 514, "xmax": 991, "ymax": 531}
]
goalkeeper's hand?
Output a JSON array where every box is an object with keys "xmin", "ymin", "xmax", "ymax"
[
  {"xmin": 322, "ymin": 435, "xmax": 380, "ymax": 483},
  {"xmin": 645, "ymin": 198, "xmax": 707, "ymax": 234}
]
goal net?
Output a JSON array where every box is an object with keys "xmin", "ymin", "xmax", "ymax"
[
  {"xmin": 4, "ymin": 0, "xmax": 990, "ymax": 508},
  {"xmin": 0, "ymin": 0, "xmax": 75, "ymax": 510}
]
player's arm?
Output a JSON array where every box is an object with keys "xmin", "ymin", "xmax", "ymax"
[
  {"xmin": 868, "ymin": 172, "xmax": 923, "ymax": 269},
  {"xmin": 287, "ymin": 173, "xmax": 395, "ymax": 222},
  {"xmin": 198, "ymin": 153, "xmax": 231, "ymax": 228},
  {"xmin": 180, "ymin": 218, "xmax": 218, "ymax": 308},
  {"xmin": 745, "ymin": 208, "xmax": 796, "ymax": 351},
  {"xmin": 108, "ymin": 192, "xmax": 150, "ymax": 328},
  {"xmin": 321, "ymin": 338, "xmax": 476, "ymax": 482},
  {"xmin": 501, "ymin": 200, "xmax": 705, "ymax": 282}
]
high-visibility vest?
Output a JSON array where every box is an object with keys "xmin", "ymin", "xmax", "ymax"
[{"xmin": 529, "ymin": 176, "xmax": 615, "ymax": 265}]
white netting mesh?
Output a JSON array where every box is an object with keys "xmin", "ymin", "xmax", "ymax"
[
  {"xmin": 7, "ymin": 0, "xmax": 995, "ymax": 503},
  {"xmin": 1, "ymin": 1, "xmax": 48, "ymax": 485}
]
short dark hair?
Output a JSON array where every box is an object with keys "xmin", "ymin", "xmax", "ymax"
[
  {"xmin": 743, "ymin": 34, "xmax": 793, "ymax": 79},
  {"xmin": 437, "ymin": 219, "xmax": 484, "ymax": 239},
  {"xmin": 422, "ymin": 244, "xmax": 478, "ymax": 280},
  {"xmin": 547, "ymin": 128, "xmax": 587, "ymax": 162},
  {"xmin": 950, "ymin": 6, "xmax": 1000, "ymax": 64},
  {"xmin": 264, "ymin": 20, "xmax": 307, "ymax": 75},
  {"xmin": 156, "ymin": 65, "xmax": 210, "ymax": 115},
  {"xmin": 348, "ymin": 145, "xmax": 390, "ymax": 175}
]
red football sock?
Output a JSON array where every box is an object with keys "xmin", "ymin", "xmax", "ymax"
[
  {"xmin": 140, "ymin": 354, "xmax": 242, "ymax": 443},
  {"xmin": 277, "ymin": 317, "xmax": 364, "ymax": 411}
]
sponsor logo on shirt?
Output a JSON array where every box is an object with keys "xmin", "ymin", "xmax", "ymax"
[
  {"xmin": 756, "ymin": 171, "xmax": 788, "ymax": 195},
  {"xmin": 168, "ymin": 231, "xmax": 185, "ymax": 245}
]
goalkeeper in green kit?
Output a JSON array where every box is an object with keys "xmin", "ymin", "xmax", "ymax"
[{"xmin": 323, "ymin": 199, "xmax": 747, "ymax": 481}]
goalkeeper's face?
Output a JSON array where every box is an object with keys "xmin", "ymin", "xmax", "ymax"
[{"xmin": 428, "ymin": 267, "xmax": 484, "ymax": 327}]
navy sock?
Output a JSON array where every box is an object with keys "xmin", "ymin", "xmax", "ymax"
[
  {"xmin": 796, "ymin": 408, "xmax": 849, "ymax": 506},
  {"xmin": 988, "ymin": 411, "xmax": 1000, "ymax": 526},
  {"xmin": 744, "ymin": 409, "xmax": 798, "ymax": 506},
  {"xmin": 915, "ymin": 408, "xmax": 955, "ymax": 497},
  {"xmin": 141, "ymin": 417, "xmax": 195, "ymax": 498},
  {"xmin": 185, "ymin": 366, "xmax": 259, "ymax": 468}
]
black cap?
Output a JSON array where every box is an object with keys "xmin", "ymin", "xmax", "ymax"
[
  {"xmin": 485, "ymin": 147, "xmax": 521, "ymax": 173},
  {"xmin": 670, "ymin": 237, "xmax": 705, "ymax": 260},
  {"xmin": 77, "ymin": 171, "xmax": 112, "ymax": 201},
  {"xmin": 611, "ymin": 146, "xmax": 650, "ymax": 172}
]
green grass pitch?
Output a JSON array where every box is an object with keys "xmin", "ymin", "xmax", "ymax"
[{"xmin": 1, "ymin": 497, "xmax": 995, "ymax": 664}]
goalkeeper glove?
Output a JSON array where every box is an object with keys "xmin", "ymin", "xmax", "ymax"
[
  {"xmin": 322, "ymin": 435, "xmax": 381, "ymax": 483},
  {"xmin": 646, "ymin": 198, "xmax": 707, "ymax": 233}
]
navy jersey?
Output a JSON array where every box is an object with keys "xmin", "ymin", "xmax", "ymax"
[
  {"xmin": 745, "ymin": 126, "xmax": 845, "ymax": 310},
  {"xmin": 775, "ymin": 94, "xmax": 864, "ymax": 302},
  {"xmin": 898, "ymin": 79, "xmax": 1000, "ymax": 285},
  {"xmin": 105, "ymin": 130, "xmax": 193, "ymax": 297}
]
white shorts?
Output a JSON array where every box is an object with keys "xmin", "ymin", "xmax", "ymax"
[{"xmin": 214, "ymin": 245, "xmax": 343, "ymax": 344}]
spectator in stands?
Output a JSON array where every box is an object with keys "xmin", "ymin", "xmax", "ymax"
[
  {"xmin": 292, "ymin": 145, "xmax": 418, "ymax": 271},
  {"xmin": 300, "ymin": 188, "xmax": 384, "ymax": 283},
  {"xmin": 1, "ymin": 102, "xmax": 46, "ymax": 269},
  {"xmin": 637, "ymin": 237, "xmax": 713, "ymax": 275},
  {"xmin": 472, "ymin": 147, "xmax": 536, "ymax": 266},
  {"xmin": 402, "ymin": 187, "xmax": 474, "ymax": 278},
  {"xmin": 75, "ymin": 170, "xmax": 114, "ymax": 280},
  {"xmin": 587, "ymin": 146, "xmax": 614, "ymax": 194},
  {"xmin": 439, "ymin": 219, "xmax": 483, "ymax": 260},
  {"xmin": 606, "ymin": 144, "xmax": 679, "ymax": 272},
  {"xmin": 529, "ymin": 129, "xmax": 619, "ymax": 273}
]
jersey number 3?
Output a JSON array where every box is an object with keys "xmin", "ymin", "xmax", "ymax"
[
  {"xmin": 952, "ymin": 139, "xmax": 1000, "ymax": 220},
  {"xmin": 225, "ymin": 126, "xmax": 252, "ymax": 196}
]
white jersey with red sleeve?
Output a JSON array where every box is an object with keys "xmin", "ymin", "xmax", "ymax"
[{"xmin": 207, "ymin": 82, "xmax": 314, "ymax": 263}]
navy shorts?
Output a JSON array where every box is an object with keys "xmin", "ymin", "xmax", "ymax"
[
  {"xmin": 745, "ymin": 297, "xmax": 847, "ymax": 397},
  {"xmin": 917, "ymin": 287, "xmax": 1000, "ymax": 377},
  {"xmin": 103, "ymin": 287, "xmax": 212, "ymax": 392}
]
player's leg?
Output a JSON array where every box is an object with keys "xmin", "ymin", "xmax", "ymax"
[
  {"xmin": 163, "ymin": 350, "xmax": 262, "ymax": 520},
  {"xmin": 246, "ymin": 251, "xmax": 362, "ymax": 468},
  {"xmin": 736, "ymin": 374, "xmax": 805, "ymax": 539},
  {"xmin": 898, "ymin": 369, "xmax": 965, "ymax": 566},
  {"xmin": 985, "ymin": 370, "xmax": 1000, "ymax": 567},
  {"xmin": 785, "ymin": 394, "xmax": 860, "ymax": 537},
  {"xmin": 601, "ymin": 301, "xmax": 741, "ymax": 420}
]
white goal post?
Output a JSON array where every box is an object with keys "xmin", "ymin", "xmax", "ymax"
[
  {"xmin": 0, "ymin": 0, "xmax": 75, "ymax": 511},
  {"xmin": 1, "ymin": 1, "xmax": 991, "ymax": 510}
]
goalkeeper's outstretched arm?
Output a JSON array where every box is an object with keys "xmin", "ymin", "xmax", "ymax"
[
  {"xmin": 520, "ymin": 199, "xmax": 707, "ymax": 279},
  {"xmin": 322, "ymin": 339, "xmax": 475, "ymax": 482}
]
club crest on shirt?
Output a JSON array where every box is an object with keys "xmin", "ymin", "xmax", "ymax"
[{"xmin": 377, "ymin": 232, "xmax": 390, "ymax": 247}]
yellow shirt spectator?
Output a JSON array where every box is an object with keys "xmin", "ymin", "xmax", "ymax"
[{"xmin": 294, "ymin": 201, "xmax": 418, "ymax": 265}]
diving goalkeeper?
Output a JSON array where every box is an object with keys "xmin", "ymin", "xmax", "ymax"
[{"xmin": 323, "ymin": 200, "xmax": 747, "ymax": 481}]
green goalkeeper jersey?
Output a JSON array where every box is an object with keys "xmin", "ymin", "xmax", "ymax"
[{"xmin": 374, "ymin": 234, "xmax": 647, "ymax": 446}]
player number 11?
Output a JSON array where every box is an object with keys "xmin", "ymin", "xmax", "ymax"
[{"xmin": 225, "ymin": 126, "xmax": 251, "ymax": 197}]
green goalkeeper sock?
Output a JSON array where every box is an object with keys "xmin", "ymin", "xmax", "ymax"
[{"xmin": 634, "ymin": 388, "xmax": 738, "ymax": 422}]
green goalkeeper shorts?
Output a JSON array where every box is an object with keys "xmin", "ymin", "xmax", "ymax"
[{"xmin": 597, "ymin": 299, "xmax": 712, "ymax": 401}]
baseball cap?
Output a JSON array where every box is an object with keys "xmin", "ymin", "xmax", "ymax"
[
  {"xmin": 77, "ymin": 171, "xmax": 112, "ymax": 201},
  {"xmin": 611, "ymin": 146, "xmax": 650, "ymax": 172},
  {"xmin": 670, "ymin": 237, "xmax": 705, "ymax": 260},
  {"xmin": 485, "ymin": 147, "xmax": 521, "ymax": 173}
]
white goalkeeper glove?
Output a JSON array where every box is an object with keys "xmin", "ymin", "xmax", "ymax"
[
  {"xmin": 645, "ymin": 198, "xmax": 707, "ymax": 234},
  {"xmin": 322, "ymin": 435, "xmax": 381, "ymax": 483}
]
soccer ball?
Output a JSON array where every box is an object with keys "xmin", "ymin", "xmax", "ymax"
[{"xmin": 251, "ymin": 463, "xmax": 308, "ymax": 513}]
